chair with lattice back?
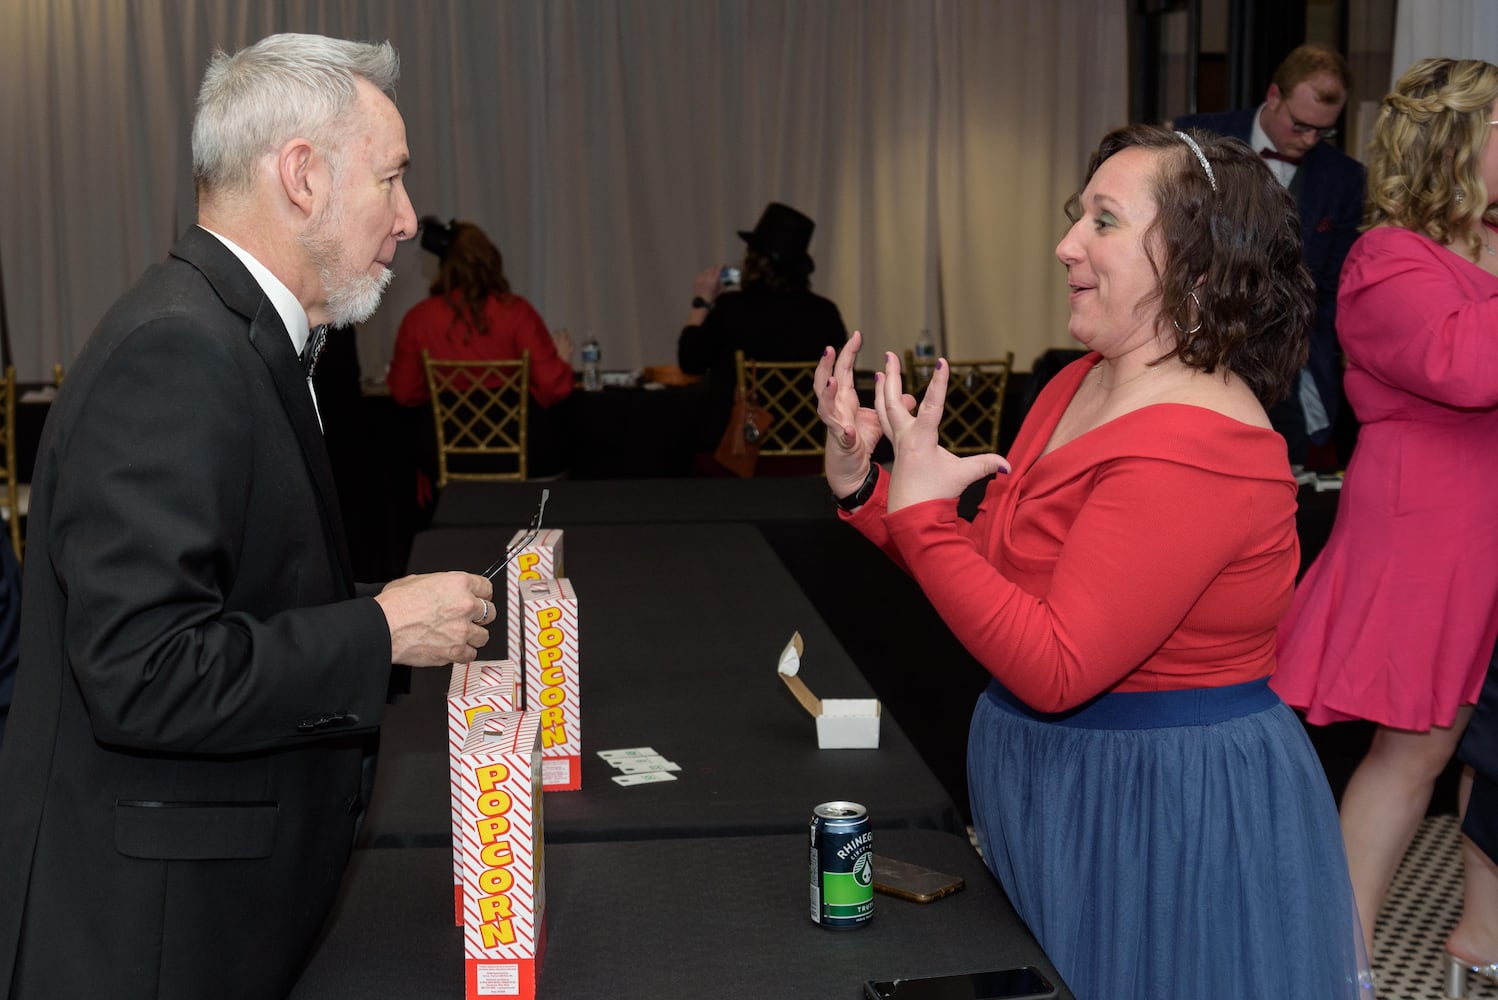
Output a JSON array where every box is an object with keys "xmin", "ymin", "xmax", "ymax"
[
  {"xmin": 422, "ymin": 350, "xmax": 530, "ymax": 486},
  {"xmin": 733, "ymin": 350, "xmax": 824, "ymax": 458},
  {"xmin": 904, "ymin": 348, "xmax": 1015, "ymax": 455}
]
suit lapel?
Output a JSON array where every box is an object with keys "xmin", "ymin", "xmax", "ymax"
[
  {"xmin": 247, "ymin": 308, "xmax": 357, "ymax": 588},
  {"xmin": 1295, "ymin": 146, "xmax": 1329, "ymax": 208},
  {"xmin": 171, "ymin": 229, "xmax": 357, "ymax": 589}
]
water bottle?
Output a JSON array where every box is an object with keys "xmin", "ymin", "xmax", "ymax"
[
  {"xmin": 581, "ymin": 333, "xmax": 602, "ymax": 391},
  {"xmin": 914, "ymin": 328, "xmax": 936, "ymax": 381}
]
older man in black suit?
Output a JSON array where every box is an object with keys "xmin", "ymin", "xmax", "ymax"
[
  {"xmin": 1174, "ymin": 43, "xmax": 1367, "ymax": 468},
  {"xmin": 0, "ymin": 34, "xmax": 497, "ymax": 999}
]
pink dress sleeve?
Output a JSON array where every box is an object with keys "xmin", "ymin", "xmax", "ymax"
[{"xmin": 1338, "ymin": 229, "xmax": 1498, "ymax": 409}]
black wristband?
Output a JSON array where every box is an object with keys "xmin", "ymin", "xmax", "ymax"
[
  {"xmin": 690, "ymin": 296, "xmax": 712, "ymax": 310},
  {"xmin": 832, "ymin": 462, "xmax": 879, "ymax": 512}
]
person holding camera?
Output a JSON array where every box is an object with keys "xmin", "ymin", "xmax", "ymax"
[{"xmin": 677, "ymin": 201, "xmax": 848, "ymax": 456}]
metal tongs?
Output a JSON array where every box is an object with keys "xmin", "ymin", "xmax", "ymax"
[{"xmin": 481, "ymin": 488, "xmax": 550, "ymax": 580}]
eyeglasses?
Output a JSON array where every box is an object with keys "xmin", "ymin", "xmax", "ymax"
[
  {"xmin": 481, "ymin": 488, "xmax": 551, "ymax": 580},
  {"xmin": 1288, "ymin": 113, "xmax": 1338, "ymax": 140}
]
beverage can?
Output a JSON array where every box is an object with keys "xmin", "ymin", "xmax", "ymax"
[{"xmin": 808, "ymin": 801, "xmax": 873, "ymax": 929}]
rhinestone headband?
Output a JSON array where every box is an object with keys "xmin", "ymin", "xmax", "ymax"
[{"xmin": 1174, "ymin": 130, "xmax": 1217, "ymax": 192}]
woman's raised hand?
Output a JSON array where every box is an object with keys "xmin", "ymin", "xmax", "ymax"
[
  {"xmin": 815, "ymin": 331, "xmax": 886, "ymax": 497},
  {"xmin": 873, "ymin": 351, "xmax": 1010, "ymax": 513}
]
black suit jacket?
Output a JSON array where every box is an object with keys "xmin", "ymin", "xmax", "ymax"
[
  {"xmin": 1173, "ymin": 108, "xmax": 1366, "ymax": 441},
  {"xmin": 0, "ymin": 228, "xmax": 394, "ymax": 999}
]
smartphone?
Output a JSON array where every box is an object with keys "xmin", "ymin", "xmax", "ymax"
[
  {"xmin": 863, "ymin": 967, "xmax": 1058, "ymax": 999},
  {"xmin": 719, "ymin": 265, "xmax": 741, "ymax": 287},
  {"xmin": 871, "ymin": 854, "xmax": 965, "ymax": 904}
]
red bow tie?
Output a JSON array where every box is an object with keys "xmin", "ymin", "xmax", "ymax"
[{"xmin": 1261, "ymin": 148, "xmax": 1303, "ymax": 166}]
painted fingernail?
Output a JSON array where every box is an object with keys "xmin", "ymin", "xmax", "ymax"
[
  {"xmin": 874, "ymin": 372, "xmax": 883, "ymax": 381},
  {"xmin": 937, "ymin": 359, "xmax": 944, "ymax": 371}
]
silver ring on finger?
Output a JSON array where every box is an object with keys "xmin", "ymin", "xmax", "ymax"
[{"xmin": 473, "ymin": 598, "xmax": 489, "ymax": 625}]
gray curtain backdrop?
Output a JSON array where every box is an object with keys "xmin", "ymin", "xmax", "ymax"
[
  {"xmin": 0, "ymin": 0, "xmax": 1127, "ymax": 382},
  {"xmin": 1392, "ymin": 0, "xmax": 1498, "ymax": 84}
]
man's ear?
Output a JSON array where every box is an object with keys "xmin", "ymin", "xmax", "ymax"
[
  {"xmin": 277, "ymin": 137, "xmax": 318, "ymax": 219},
  {"xmin": 1265, "ymin": 83, "xmax": 1283, "ymax": 108}
]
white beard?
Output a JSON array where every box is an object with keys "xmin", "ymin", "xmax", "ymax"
[
  {"xmin": 299, "ymin": 194, "xmax": 393, "ymax": 328},
  {"xmin": 324, "ymin": 266, "xmax": 392, "ymax": 327}
]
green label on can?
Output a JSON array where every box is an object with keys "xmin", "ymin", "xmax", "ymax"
[{"xmin": 821, "ymin": 852, "xmax": 874, "ymax": 917}]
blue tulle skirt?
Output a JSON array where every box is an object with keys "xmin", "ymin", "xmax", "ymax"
[{"xmin": 968, "ymin": 678, "xmax": 1373, "ymax": 1000}]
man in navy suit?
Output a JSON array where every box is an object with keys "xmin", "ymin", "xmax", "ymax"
[
  {"xmin": 1174, "ymin": 44, "xmax": 1366, "ymax": 468},
  {"xmin": 0, "ymin": 34, "xmax": 498, "ymax": 999}
]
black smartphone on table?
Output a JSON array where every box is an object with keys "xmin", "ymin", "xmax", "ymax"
[{"xmin": 863, "ymin": 967, "xmax": 1058, "ymax": 999}]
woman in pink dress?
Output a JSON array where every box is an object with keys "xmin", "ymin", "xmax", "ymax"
[{"xmin": 1272, "ymin": 57, "xmax": 1498, "ymax": 989}]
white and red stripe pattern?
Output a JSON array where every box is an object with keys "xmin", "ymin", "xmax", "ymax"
[
  {"xmin": 520, "ymin": 578, "xmax": 581, "ymax": 791},
  {"xmin": 455, "ymin": 711, "xmax": 546, "ymax": 998},
  {"xmin": 447, "ymin": 660, "xmax": 520, "ymax": 924},
  {"xmin": 505, "ymin": 528, "xmax": 564, "ymax": 680}
]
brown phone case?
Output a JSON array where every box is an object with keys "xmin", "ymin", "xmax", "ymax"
[{"xmin": 871, "ymin": 854, "xmax": 966, "ymax": 903}]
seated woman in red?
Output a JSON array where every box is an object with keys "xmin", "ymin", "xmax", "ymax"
[
  {"xmin": 387, "ymin": 220, "xmax": 575, "ymax": 483},
  {"xmin": 387, "ymin": 220, "xmax": 574, "ymax": 409}
]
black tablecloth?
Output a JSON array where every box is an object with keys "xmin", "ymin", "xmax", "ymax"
[
  {"xmin": 563, "ymin": 382, "xmax": 712, "ymax": 478},
  {"xmin": 291, "ymin": 830, "xmax": 1073, "ymax": 1000},
  {"xmin": 429, "ymin": 475, "xmax": 835, "ymax": 528},
  {"xmin": 362, "ymin": 522, "xmax": 963, "ymax": 847}
]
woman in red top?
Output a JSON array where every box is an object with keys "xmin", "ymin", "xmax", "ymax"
[
  {"xmin": 386, "ymin": 221, "xmax": 574, "ymax": 409},
  {"xmin": 816, "ymin": 125, "xmax": 1368, "ymax": 998},
  {"xmin": 387, "ymin": 221, "xmax": 574, "ymax": 485}
]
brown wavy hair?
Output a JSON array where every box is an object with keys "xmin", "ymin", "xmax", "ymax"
[
  {"xmin": 1065, "ymin": 124, "xmax": 1313, "ymax": 406},
  {"xmin": 1364, "ymin": 57, "xmax": 1498, "ymax": 260},
  {"xmin": 427, "ymin": 222, "xmax": 513, "ymax": 340}
]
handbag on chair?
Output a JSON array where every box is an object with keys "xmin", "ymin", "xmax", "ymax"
[{"xmin": 713, "ymin": 361, "xmax": 773, "ymax": 477}]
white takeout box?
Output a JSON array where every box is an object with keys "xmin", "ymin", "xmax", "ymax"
[{"xmin": 775, "ymin": 631, "xmax": 881, "ymax": 749}]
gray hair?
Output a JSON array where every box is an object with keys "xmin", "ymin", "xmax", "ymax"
[{"xmin": 192, "ymin": 33, "xmax": 400, "ymax": 197}]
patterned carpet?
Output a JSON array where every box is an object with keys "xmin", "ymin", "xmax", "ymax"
[{"xmin": 1375, "ymin": 814, "xmax": 1498, "ymax": 1000}]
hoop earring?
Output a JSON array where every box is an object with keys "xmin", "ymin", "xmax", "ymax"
[{"xmin": 1172, "ymin": 290, "xmax": 1203, "ymax": 336}]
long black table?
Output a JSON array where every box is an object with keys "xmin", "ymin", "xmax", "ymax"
[
  {"xmin": 361, "ymin": 521, "xmax": 964, "ymax": 847},
  {"xmin": 561, "ymin": 381, "xmax": 712, "ymax": 478},
  {"xmin": 292, "ymin": 830, "xmax": 1073, "ymax": 999},
  {"xmin": 429, "ymin": 475, "xmax": 835, "ymax": 527}
]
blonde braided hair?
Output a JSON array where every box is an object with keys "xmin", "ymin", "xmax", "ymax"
[{"xmin": 1365, "ymin": 57, "xmax": 1498, "ymax": 260}]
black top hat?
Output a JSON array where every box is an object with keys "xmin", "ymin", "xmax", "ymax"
[{"xmin": 738, "ymin": 202, "xmax": 816, "ymax": 275}]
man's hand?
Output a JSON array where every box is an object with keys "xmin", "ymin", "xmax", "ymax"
[{"xmin": 374, "ymin": 572, "xmax": 494, "ymax": 666}]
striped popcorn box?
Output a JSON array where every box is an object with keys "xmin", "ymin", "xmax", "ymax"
[
  {"xmin": 505, "ymin": 528, "xmax": 563, "ymax": 680},
  {"xmin": 520, "ymin": 577, "xmax": 580, "ymax": 791},
  {"xmin": 455, "ymin": 711, "xmax": 546, "ymax": 999},
  {"xmin": 448, "ymin": 660, "xmax": 520, "ymax": 924}
]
